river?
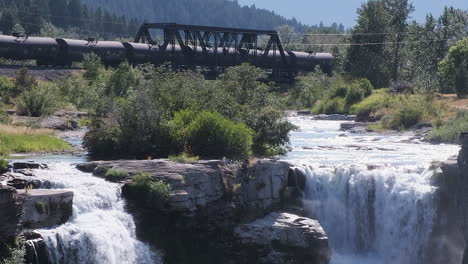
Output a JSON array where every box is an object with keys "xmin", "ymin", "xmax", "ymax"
[
  {"xmin": 283, "ymin": 116, "xmax": 459, "ymax": 264},
  {"xmin": 14, "ymin": 116, "xmax": 460, "ymax": 264}
]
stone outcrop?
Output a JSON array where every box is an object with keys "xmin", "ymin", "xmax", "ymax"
[
  {"xmin": 234, "ymin": 212, "xmax": 331, "ymax": 264},
  {"xmin": 459, "ymin": 133, "xmax": 468, "ymax": 264},
  {"xmin": 18, "ymin": 189, "xmax": 73, "ymax": 229},
  {"xmin": 429, "ymin": 132, "xmax": 468, "ymax": 264},
  {"xmin": 77, "ymin": 159, "xmax": 331, "ymax": 264},
  {"xmin": 78, "ymin": 159, "xmax": 292, "ymax": 222},
  {"xmin": 0, "ymin": 185, "xmax": 22, "ymax": 243}
]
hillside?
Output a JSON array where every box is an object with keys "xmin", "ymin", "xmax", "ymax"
[{"xmin": 80, "ymin": 0, "xmax": 307, "ymax": 31}]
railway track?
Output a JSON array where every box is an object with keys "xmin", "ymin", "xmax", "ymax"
[{"xmin": 0, "ymin": 64, "xmax": 81, "ymax": 81}]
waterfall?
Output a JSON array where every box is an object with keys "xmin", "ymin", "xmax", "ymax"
[
  {"xmin": 297, "ymin": 163, "xmax": 437, "ymax": 264},
  {"xmin": 284, "ymin": 116, "xmax": 460, "ymax": 264},
  {"xmin": 34, "ymin": 163, "xmax": 160, "ymax": 264}
]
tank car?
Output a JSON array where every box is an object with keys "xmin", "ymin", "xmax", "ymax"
[
  {"xmin": 0, "ymin": 36, "xmax": 59, "ymax": 66},
  {"xmin": 92, "ymin": 41, "xmax": 127, "ymax": 67},
  {"xmin": 55, "ymin": 39, "xmax": 94, "ymax": 67}
]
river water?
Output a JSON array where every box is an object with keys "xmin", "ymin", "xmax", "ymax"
[
  {"xmin": 284, "ymin": 116, "xmax": 460, "ymax": 264},
  {"xmin": 14, "ymin": 116, "xmax": 460, "ymax": 264},
  {"xmin": 11, "ymin": 137, "xmax": 160, "ymax": 263}
]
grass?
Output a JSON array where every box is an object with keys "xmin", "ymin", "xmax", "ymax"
[
  {"xmin": 105, "ymin": 168, "xmax": 129, "ymax": 182},
  {"xmin": 429, "ymin": 110, "xmax": 468, "ymax": 143},
  {"xmin": 0, "ymin": 125, "xmax": 70, "ymax": 156},
  {"xmin": 168, "ymin": 152, "xmax": 200, "ymax": 163}
]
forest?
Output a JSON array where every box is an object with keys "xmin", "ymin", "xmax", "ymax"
[{"xmin": 0, "ymin": 0, "xmax": 345, "ymax": 41}]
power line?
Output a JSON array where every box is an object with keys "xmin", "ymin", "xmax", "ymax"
[{"xmin": 0, "ymin": 8, "xmax": 450, "ymax": 38}]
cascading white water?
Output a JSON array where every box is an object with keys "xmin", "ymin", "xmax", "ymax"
[
  {"xmin": 32, "ymin": 163, "xmax": 160, "ymax": 264},
  {"xmin": 284, "ymin": 116, "xmax": 460, "ymax": 264}
]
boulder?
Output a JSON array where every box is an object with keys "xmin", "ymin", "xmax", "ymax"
[
  {"xmin": 313, "ymin": 114, "xmax": 356, "ymax": 121},
  {"xmin": 4, "ymin": 172, "xmax": 50, "ymax": 189},
  {"xmin": 12, "ymin": 162, "xmax": 47, "ymax": 170},
  {"xmin": 340, "ymin": 122, "xmax": 371, "ymax": 133},
  {"xmin": 18, "ymin": 189, "xmax": 73, "ymax": 229},
  {"xmin": 234, "ymin": 212, "xmax": 331, "ymax": 264}
]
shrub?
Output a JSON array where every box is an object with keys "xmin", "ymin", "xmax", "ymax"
[
  {"xmin": 314, "ymin": 97, "xmax": 346, "ymax": 114},
  {"xmin": 288, "ymin": 71, "xmax": 336, "ymax": 108},
  {"xmin": 168, "ymin": 153, "xmax": 199, "ymax": 163},
  {"xmin": 313, "ymin": 78, "xmax": 374, "ymax": 114},
  {"xmin": 58, "ymin": 73, "xmax": 100, "ymax": 110},
  {"xmin": 106, "ymin": 62, "xmax": 141, "ymax": 97},
  {"xmin": 105, "ymin": 168, "xmax": 129, "ymax": 182},
  {"xmin": 13, "ymin": 68, "xmax": 37, "ymax": 97},
  {"xmin": 170, "ymin": 110, "xmax": 254, "ymax": 159},
  {"xmin": 16, "ymin": 82, "xmax": 60, "ymax": 117},
  {"xmin": 0, "ymin": 76, "xmax": 15, "ymax": 103},
  {"xmin": 0, "ymin": 110, "xmax": 12, "ymax": 125},
  {"xmin": 83, "ymin": 53, "xmax": 105, "ymax": 82},
  {"xmin": 128, "ymin": 171, "xmax": 172, "ymax": 209},
  {"xmin": 0, "ymin": 158, "xmax": 8, "ymax": 174},
  {"xmin": 345, "ymin": 84, "xmax": 365, "ymax": 106},
  {"xmin": 350, "ymin": 89, "xmax": 391, "ymax": 117}
]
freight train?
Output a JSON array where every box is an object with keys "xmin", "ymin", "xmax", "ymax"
[{"xmin": 0, "ymin": 34, "xmax": 334, "ymax": 77}]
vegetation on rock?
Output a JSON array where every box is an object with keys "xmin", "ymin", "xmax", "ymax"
[
  {"xmin": 126, "ymin": 171, "xmax": 172, "ymax": 210},
  {"xmin": 105, "ymin": 168, "xmax": 129, "ymax": 182}
]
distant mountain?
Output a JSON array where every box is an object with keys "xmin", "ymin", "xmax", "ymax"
[{"xmin": 80, "ymin": 0, "xmax": 307, "ymax": 31}]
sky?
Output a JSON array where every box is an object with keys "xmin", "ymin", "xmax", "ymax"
[{"xmin": 237, "ymin": 0, "xmax": 468, "ymax": 28}]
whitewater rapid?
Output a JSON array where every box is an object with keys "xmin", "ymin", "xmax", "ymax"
[
  {"xmin": 284, "ymin": 116, "xmax": 460, "ymax": 264},
  {"xmin": 32, "ymin": 163, "xmax": 160, "ymax": 264}
]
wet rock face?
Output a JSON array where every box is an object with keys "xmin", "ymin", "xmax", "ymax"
[
  {"xmin": 460, "ymin": 133, "xmax": 468, "ymax": 264},
  {"xmin": 77, "ymin": 159, "xmax": 331, "ymax": 264},
  {"xmin": 234, "ymin": 212, "xmax": 331, "ymax": 264},
  {"xmin": 0, "ymin": 185, "xmax": 22, "ymax": 242},
  {"xmin": 18, "ymin": 189, "xmax": 73, "ymax": 229},
  {"xmin": 78, "ymin": 159, "xmax": 292, "ymax": 223}
]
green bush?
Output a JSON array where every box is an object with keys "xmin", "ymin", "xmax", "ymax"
[
  {"xmin": 105, "ymin": 168, "xmax": 129, "ymax": 182},
  {"xmin": 345, "ymin": 84, "xmax": 365, "ymax": 106},
  {"xmin": 16, "ymin": 82, "xmax": 60, "ymax": 117},
  {"xmin": 106, "ymin": 62, "xmax": 141, "ymax": 97},
  {"xmin": 430, "ymin": 110, "xmax": 468, "ymax": 143},
  {"xmin": 170, "ymin": 110, "xmax": 254, "ymax": 159},
  {"xmin": 313, "ymin": 78, "xmax": 374, "ymax": 114},
  {"xmin": 0, "ymin": 76, "xmax": 15, "ymax": 103},
  {"xmin": 314, "ymin": 97, "xmax": 346, "ymax": 114},
  {"xmin": 0, "ymin": 158, "xmax": 8, "ymax": 174},
  {"xmin": 288, "ymin": 71, "xmax": 336, "ymax": 108},
  {"xmin": 350, "ymin": 89, "xmax": 391, "ymax": 117},
  {"xmin": 0, "ymin": 110, "xmax": 12, "ymax": 125},
  {"xmin": 128, "ymin": 171, "xmax": 171, "ymax": 209},
  {"xmin": 58, "ymin": 73, "xmax": 100, "ymax": 110}
]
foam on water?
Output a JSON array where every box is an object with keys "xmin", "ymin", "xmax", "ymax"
[
  {"xmin": 284, "ymin": 116, "xmax": 460, "ymax": 264},
  {"xmin": 34, "ymin": 163, "xmax": 160, "ymax": 264}
]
